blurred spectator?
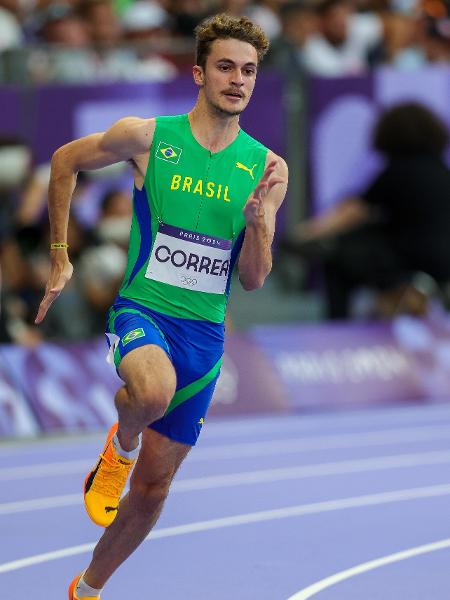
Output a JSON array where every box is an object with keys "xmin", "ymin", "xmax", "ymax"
[
  {"xmin": 302, "ymin": 0, "xmax": 383, "ymax": 76},
  {"xmin": 78, "ymin": 189, "xmax": 131, "ymax": 329},
  {"xmin": 35, "ymin": 3, "xmax": 91, "ymax": 46},
  {"xmin": 31, "ymin": 2, "xmax": 96, "ymax": 81},
  {"xmin": 35, "ymin": 215, "xmax": 101, "ymax": 340},
  {"xmin": 0, "ymin": 138, "xmax": 131, "ymax": 343},
  {"xmin": 288, "ymin": 102, "xmax": 450, "ymax": 319},
  {"xmin": 422, "ymin": 14, "xmax": 450, "ymax": 62},
  {"xmin": 221, "ymin": 0, "xmax": 282, "ymax": 40},
  {"xmin": 369, "ymin": 10, "xmax": 426, "ymax": 69},
  {"xmin": 25, "ymin": 0, "xmax": 178, "ymax": 81},
  {"xmin": 14, "ymin": 162, "xmax": 50, "ymax": 227},
  {"xmin": 169, "ymin": 0, "xmax": 209, "ymax": 37},
  {"xmin": 119, "ymin": 0, "xmax": 178, "ymax": 80},
  {"xmin": 266, "ymin": 0, "xmax": 319, "ymax": 70},
  {"xmin": 78, "ymin": 0, "xmax": 122, "ymax": 47},
  {"xmin": 0, "ymin": 4, "xmax": 23, "ymax": 51},
  {"xmin": 94, "ymin": 188, "xmax": 132, "ymax": 250},
  {"xmin": 0, "ymin": 138, "xmax": 43, "ymax": 344}
]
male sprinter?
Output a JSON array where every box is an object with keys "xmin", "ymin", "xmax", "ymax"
[{"xmin": 36, "ymin": 13, "xmax": 288, "ymax": 599}]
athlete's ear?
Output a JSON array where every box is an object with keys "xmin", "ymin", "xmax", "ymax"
[{"xmin": 192, "ymin": 65, "xmax": 204, "ymax": 87}]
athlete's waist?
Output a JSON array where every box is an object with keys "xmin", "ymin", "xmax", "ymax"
[{"xmin": 112, "ymin": 295, "xmax": 225, "ymax": 337}]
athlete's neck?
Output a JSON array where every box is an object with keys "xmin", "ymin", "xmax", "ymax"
[{"xmin": 188, "ymin": 103, "xmax": 240, "ymax": 154}]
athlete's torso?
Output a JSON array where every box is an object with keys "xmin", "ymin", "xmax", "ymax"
[{"xmin": 119, "ymin": 113, "xmax": 268, "ymax": 323}]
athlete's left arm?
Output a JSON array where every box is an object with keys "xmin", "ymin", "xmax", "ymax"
[{"xmin": 238, "ymin": 153, "xmax": 288, "ymax": 290}]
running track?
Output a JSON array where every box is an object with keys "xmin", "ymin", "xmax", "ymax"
[{"xmin": 2, "ymin": 402, "xmax": 450, "ymax": 599}]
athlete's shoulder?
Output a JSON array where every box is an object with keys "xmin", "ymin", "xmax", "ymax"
[
  {"xmin": 266, "ymin": 149, "xmax": 289, "ymax": 178},
  {"xmin": 119, "ymin": 116, "xmax": 156, "ymax": 145},
  {"xmin": 102, "ymin": 116, "xmax": 156, "ymax": 156}
]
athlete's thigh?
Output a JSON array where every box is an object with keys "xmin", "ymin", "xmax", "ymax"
[
  {"xmin": 106, "ymin": 305, "xmax": 176, "ymax": 399},
  {"xmin": 119, "ymin": 344, "xmax": 176, "ymax": 402},
  {"xmin": 131, "ymin": 427, "xmax": 190, "ymax": 486}
]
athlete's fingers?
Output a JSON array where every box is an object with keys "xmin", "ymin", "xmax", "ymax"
[
  {"xmin": 258, "ymin": 162, "xmax": 277, "ymax": 185},
  {"xmin": 267, "ymin": 175, "xmax": 286, "ymax": 191},
  {"xmin": 35, "ymin": 289, "xmax": 60, "ymax": 324},
  {"xmin": 255, "ymin": 182, "xmax": 269, "ymax": 201},
  {"xmin": 35, "ymin": 262, "xmax": 73, "ymax": 324}
]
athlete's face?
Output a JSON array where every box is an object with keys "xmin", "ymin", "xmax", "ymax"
[{"xmin": 194, "ymin": 38, "xmax": 258, "ymax": 116}]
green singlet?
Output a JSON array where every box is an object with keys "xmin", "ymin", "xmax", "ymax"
[{"xmin": 119, "ymin": 113, "xmax": 269, "ymax": 323}]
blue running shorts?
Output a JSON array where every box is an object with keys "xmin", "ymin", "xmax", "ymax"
[{"xmin": 105, "ymin": 297, "xmax": 224, "ymax": 445}]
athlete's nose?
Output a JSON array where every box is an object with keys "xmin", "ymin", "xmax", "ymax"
[{"xmin": 230, "ymin": 68, "xmax": 244, "ymax": 86}]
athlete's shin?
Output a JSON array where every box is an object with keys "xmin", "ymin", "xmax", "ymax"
[
  {"xmin": 84, "ymin": 491, "xmax": 164, "ymax": 590},
  {"xmin": 83, "ymin": 472, "xmax": 172, "ymax": 589}
]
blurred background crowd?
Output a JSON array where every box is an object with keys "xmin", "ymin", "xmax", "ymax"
[
  {"xmin": 1, "ymin": 0, "xmax": 450, "ymax": 82},
  {"xmin": 2, "ymin": 0, "xmax": 450, "ymax": 346}
]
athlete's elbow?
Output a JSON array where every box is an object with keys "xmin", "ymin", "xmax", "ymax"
[
  {"xmin": 51, "ymin": 144, "xmax": 77, "ymax": 175},
  {"xmin": 239, "ymin": 273, "xmax": 268, "ymax": 291}
]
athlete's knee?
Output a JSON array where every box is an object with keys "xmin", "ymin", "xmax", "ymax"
[
  {"xmin": 129, "ymin": 473, "xmax": 172, "ymax": 515},
  {"xmin": 127, "ymin": 378, "xmax": 175, "ymax": 420}
]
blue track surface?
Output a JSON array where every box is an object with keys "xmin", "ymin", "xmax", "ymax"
[{"xmin": 2, "ymin": 403, "xmax": 450, "ymax": 599}]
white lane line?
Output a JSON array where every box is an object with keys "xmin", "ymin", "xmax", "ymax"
[
  {"xmin": 0, "ymin": 494, "xmax": 81, "ymax": 514},
  {"xmin": 201, "ymin": 404, "xmax": 450, "ymax": 437},
  {"xmin": 2, "ymin": 482, "xmax": 450, "ymax": 574},
  {"xmin": 192, "ymin": 425, "xmax": 450, "ymax": 461},
  {"xmin": 2, "ymin": 404, "xmax": 450, "ymax": 457},
  {"xmin": 3, "ymin": 449, "xmax": 450, "ymax": 515},
  {"xmin": 4, "ymin": 424, "xmax": 450, "ymax": 480},
  {"xmin": 176, "ymin": 449, "xmax": 450, "ymax": 490},
  {"xmin": 0, "ymin": 460, "xmax": 91, "ymax": 481},
  {"xmin": 287, "ymin": 538, "xmax": 450, "ymax": 599}
]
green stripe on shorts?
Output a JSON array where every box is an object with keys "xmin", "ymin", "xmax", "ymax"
[{"xmin": 165, "ymin": 357, "xmax": 222, "ymax": 416}]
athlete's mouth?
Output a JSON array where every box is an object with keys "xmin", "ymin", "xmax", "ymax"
[{"xmin": 223, "ymin": 90, "xmax": 244, "ymax": 99}]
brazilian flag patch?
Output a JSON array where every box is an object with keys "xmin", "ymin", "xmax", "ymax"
[
  {"xmin": 122, "ymin": 327, "xmax": 145, "ymax": 346},
  {"xmin": 156, "ymin": 140, "xmax": 183, "ymax": 164}
]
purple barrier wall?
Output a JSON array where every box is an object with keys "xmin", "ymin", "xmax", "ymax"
[
  {"xmin": 0, "ymin": 332, "xmax": 288, "ymax": 437},
  {"xmin": 250, "ymin": 313, "xmax": 450, "ymax": 409},
  {"xmin": 0, "ymin": 74, "xmax": 284, "ymax": 164},
  {"xmin": 309, "ymin": 66, "xmax": 450, "ymax": 214},
  {"xmin": 0, "ymin": 74, "xmax": 286, "ymax": 231},
  {"xmin": 2, "ymin": 314, "xmax": 450, "ymax": 438}
]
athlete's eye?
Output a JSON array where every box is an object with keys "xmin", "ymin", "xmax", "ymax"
[{"xmin": 244, "ymin": 68, "xmax": 256, "ymax": 76}]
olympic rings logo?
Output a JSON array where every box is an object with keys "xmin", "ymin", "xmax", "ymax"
[{"xmin": 181, "ymin": 276, "xmax": 198, "ymax": 286}]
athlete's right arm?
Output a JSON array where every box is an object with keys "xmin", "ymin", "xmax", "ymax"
[{"xmin": 35, "ymin": 117, "xmax": 155, "ymax": 324}]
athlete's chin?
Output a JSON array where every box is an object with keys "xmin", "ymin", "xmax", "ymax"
[{"xmin": 214, "ymin": 102, "xmax": 246, "ymax": 117}]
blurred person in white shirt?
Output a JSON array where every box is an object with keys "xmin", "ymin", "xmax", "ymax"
[
  {"xmin": 302, "ymin": 0, "xmax": 383, "ymax": 76},
  {"xmin": 0, "ymin": 3, "xmax": 23, "ymax": 51},
  {"xmin": 266, "ymin": 0, "xmax": 319, "ymax": 70}
]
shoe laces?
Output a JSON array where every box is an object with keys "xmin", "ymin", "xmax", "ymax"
[{"xmin": 90, "ymin": 451, "xmax": 132, "ymax": 498}]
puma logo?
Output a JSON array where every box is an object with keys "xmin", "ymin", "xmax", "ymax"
[
  {"xmin": 105, "ymin": 505, "xmax": 118, "ymax": 513},
  {"xmin": 236, "ymin": 162, "xmax": 257, "ymax": 179}
]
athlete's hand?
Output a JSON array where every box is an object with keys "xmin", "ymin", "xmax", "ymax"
[
  {"xmin": 243, "ymin": 160, "xmax": 285, "ymax": 226},
  {"xmin": 35, "ymin": 254, "xmax": 73, "ymax": 324}
]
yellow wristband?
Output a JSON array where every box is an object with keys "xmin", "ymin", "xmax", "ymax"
[{"xmin": 50, "ymin": 243, "xmax": 69, "ymax": 249}]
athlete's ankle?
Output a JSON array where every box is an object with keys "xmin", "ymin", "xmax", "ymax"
[
  {"xmin": 115, "ymin": 429, "xmax": 141, "ymax": 457},
  {"xmin": 77, "ymin": 570, "xmax": 103, "ymax": 598}
]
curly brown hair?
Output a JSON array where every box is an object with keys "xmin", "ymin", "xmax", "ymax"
[{"xmin": 194, "ymin": 13, "xmax": 269, "ymax": 69}]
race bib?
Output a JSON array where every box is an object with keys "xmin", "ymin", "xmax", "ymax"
[{"xmin": 145, "ymin": 223, "xmax": 232, "ymax": 294}]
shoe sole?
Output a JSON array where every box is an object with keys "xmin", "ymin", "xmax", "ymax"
[{"xmin": 68, "ymin": 574, "xmax": 80, "ymax": 600}]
